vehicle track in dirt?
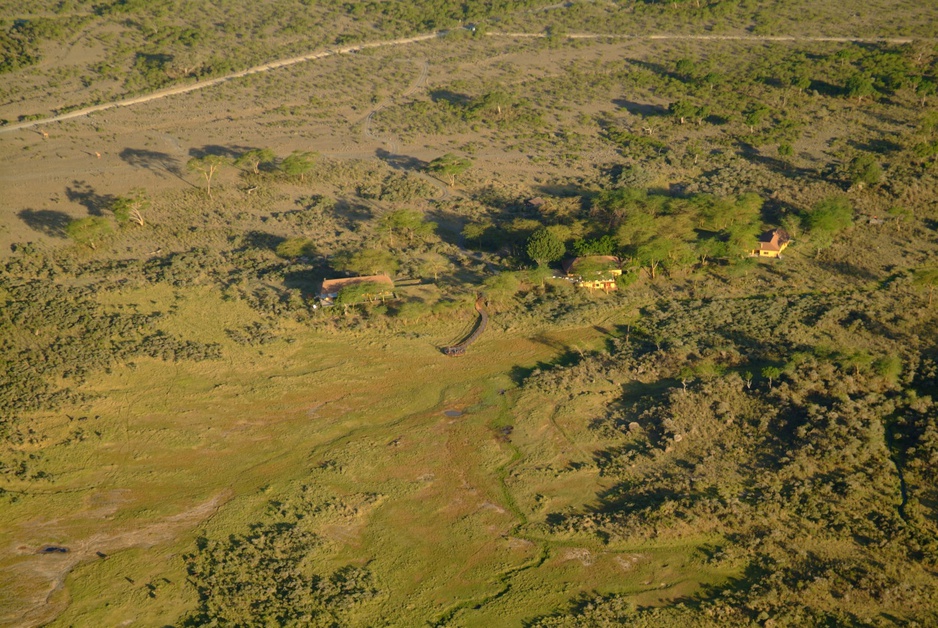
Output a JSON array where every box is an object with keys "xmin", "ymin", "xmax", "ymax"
[
  {"xmin": 0, "ymin": 34, "xmax": 440, "ymax": 135},
  {"xmin": 1, "ymin": 30, "xmax": 926, "ymax": 135}
]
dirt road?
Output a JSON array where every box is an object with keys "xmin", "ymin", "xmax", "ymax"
[
  {"xmin": 1, "ymin": 29, "xmax": 924, "ymax": 135},
  {"xmin": 494, "ymin": 32, "xmax": 918, "ymax": 44},
  {"xmin": 0, "ymin": 33, "xmax": 441, "ymax": 135}
]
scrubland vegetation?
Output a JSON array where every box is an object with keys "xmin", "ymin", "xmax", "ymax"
[{"xmin": 1, "ymin": 0, "xmax": 938, "ymax": 626}]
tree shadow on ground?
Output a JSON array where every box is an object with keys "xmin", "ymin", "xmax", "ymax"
[
  {"xmin": 119, "ymin": 147, "xmax": 186, "ymax": 180},
  {"xmin": 735, "ymin": 142, "xmax": 826, "ymax": 185},
  {"xmin": 848, "ymin": 137, "xmax": 904, "ymax": 154},
  {"xmin": 375, "ymin": 148, "xmax": 427, "ymax": 171},
  {"xmin": 508, "ymin": 344, "xmax": 583, "ymax": 385},
  {"xmin": 189, "ymin": 144, "xmax": 251, "ymax": 160},
  {"xmin": 65, "ymin": 180, "xmax": 115, "ymax": 216},
  {"xmin": 826, "ymin": 260, "xmax": 881, "ymax": 281},
  {"xmin": 623, "ymin": 57, "xmax": 675, "ymax": 81},
  {"xmin": 284, "ymin": 266, "xmax": 328, "ymax": 298},
  {"xmin": 429, "ymin": 89, "xmax": 472, "ymax": 107},
  {"xmin": 809, "ymin": 79, "xmax": 844, "ymax": 97},
  {"xmin": 235, "ymin": 230, "xmax": 284, "ymax": 252},
  {"xmin": 612, "ymin": 98, "xmax": 669, "ymax": 117},
  {"xmin": 533, "ymin": 183, "xmax": 588, "ymax": 199},
  {"xmin": 761, "ymin": 197, "xmax": 801, "ymax": 225},
  {"xmin": 332, "ymin": 199, "xmax": 374, "ymax": 229},
  {"xmin": 17, "ymin": 209, "xmax": 72, "ymax": 238}
]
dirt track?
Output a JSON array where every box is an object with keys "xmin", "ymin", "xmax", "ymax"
[
  {"xmin": 0, "ymin": 30, "xmax": 925, "ymax": 135},
  {"xmin": 0, "ymin": 33, "xmax": 441, "ymax": 134}
]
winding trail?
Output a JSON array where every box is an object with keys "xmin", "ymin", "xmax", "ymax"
[
  {"xmin": 443, "ymin": 295, "xmax": 488, "ymax": 356},
  {"xmin": 361, "ymin": 58, "xmax": 429, "ymax": 154},
  {"xmin": 1, "ymin": 30, "xmax": 926, "ymax": 135},
  {"xmin": 0, "ymin": 33, "xmax": 440, "ymax": 134}
]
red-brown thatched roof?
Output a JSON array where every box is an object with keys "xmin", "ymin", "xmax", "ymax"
[
  {"xmin": 756, "ymin": 229, "xmax": 791, "ymax": 252},
  {"xmin": 320, "ymin": 275, "xmax": 394, "ymax": 296}
]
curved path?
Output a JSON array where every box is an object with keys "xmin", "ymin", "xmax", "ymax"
[
  {"xmin": 2, "ymin": 29, "xmax": 927, "ymax": 135},
  {"xmin": 443, "ymin": 295, "xmax": 488, "ymax": 356},
  {"xmin": 0, "ymin": 33, "xmax": 440, "ymax": 134},
  {"xmin": 361, "ymin": 58, "xmax": 429, "ymax": 154}
]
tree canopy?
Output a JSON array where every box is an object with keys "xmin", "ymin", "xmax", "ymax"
[
  {"xmin": 426, "ymin": 153, "xmax": 472, "ymax": 186},
  {"xmin": 187, "ymin": 155, "xmax": 229, "ymax": 198},
  {"xmin": 332, "ymin": 249, "xmax": 398, "ymax": 277},
  {"xmin": 65, "ymin": 216, "xmax": 112, "ymax": 250},
  {"xmin": 280, "ymin": 150, "xmax": 317, "ymax": 182},
  {"xmin": 111, "ymin": 189, "xmax": 149, "ymax": 226},
  {"xmin": 526, "ymin": 228, "xmax": 565, "ymax": 266},
  {"xmin": 379, "ymin": 209, "xmax": 436, "ymax": 245}
]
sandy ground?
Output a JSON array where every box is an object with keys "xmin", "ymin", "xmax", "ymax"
[{"xmin": 2, "ymin": 30, "xmax": 924, "ymax": 256}]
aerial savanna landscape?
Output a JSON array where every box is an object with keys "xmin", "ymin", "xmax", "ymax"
[{"xmin": 1, "ymin": 0, "xmax": 937, "ymax": 625}]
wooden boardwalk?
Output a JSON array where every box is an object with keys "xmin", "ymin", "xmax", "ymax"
[{"xmin": 443, "ymin": 295, "xmax": 487, "ymax": 356}]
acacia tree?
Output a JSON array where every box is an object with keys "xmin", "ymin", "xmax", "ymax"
[
  {"xmin": 335, "ymin": 281, "xmax": 391, "ymax": 305},
  {"xmin": 635, "ymin": 236, "xmax": 673, "ymax": 279},
  {"xmin": 379, "ymin": 209, "xmax": 436, "ymax": 246},
  {"xmin": 280, "ymin": 150, "xmax": 317, "ymax": 182},
  {"xmin": 111, "ymin": 188, "xmax": 149, "ymax": 226},
  {"xmin": 66, "ymin": 216, "xmax": 112, "ymax": 250},
  {"xmin": 471, "ymin": 91, "xmax": 513, "ymax": 119},
  {"xmin": 275, "ymin": 238, "xmax": 316, "ymax": 259},
  {"xmin": 886, "ymin": 205, "xmax": 912, "ymax": 232},
  {"xmin": 670, "ymin": 100, "xmax": 708, "ymax": 126},
  {"xmin": 426, "ymin": 154, "xmax": 471, "ymax": 186},
  {"xmin": 235, "ymin": 148, "xmax": 276, "ymax": 174},
  {"xmin": 417, "ymin": 252, "xmax": 451, "ymax": 281},
  {"xmin": 332, "ymin": 249, "xmax": 398, "ymax": 277},
  {"xmin": 743, "ymin": 103, "xmax": 770, "ymax": 134},
  {"xmin": 762, "ymin": 365, "xmax": 782, "ymax": 388},
  {"xmin": 848, "ymin": 154, "xmax": 882, "ymax": 187},
  {"xmin": 187, "ymin": 155, "xmax": 229, "ymax": 199},
  {"xmin": 912, "ymin": 267, "xmax": 938, "ymax": 305},
  {"xmin": 803, "ymin": 195, "xmax": 853, "ymax": 255},
  {"xmin": 916, "ymin": 79, "xmax": 936, "ymax": 106},
  {"xmin": 669, "ymin": 100, "xmax": 697, "ymax": 125}
]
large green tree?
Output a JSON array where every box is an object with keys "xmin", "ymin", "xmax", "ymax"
[
  {"xmin": 848, "ymin": 154, "xmax": 882, "ymax": 187},
  {"xmin": 379, "ymin": 209, "xmax": 436, "ymax": 245},
  {"xmin": 803, "ymin": 195, "xmax": 853, "ymax": 255},
  {"xmin": 275, "ymin": 238, "xmax": 316, "ymax": 259},
  {"xmin": 526, "ymin": 228, "xmax": 565, "ymax": 266},
  {"xmin": 846, "ymin": 73, "xmax": 875, "ymax": 102},
  {"xmin": 912, "ymin": 267, "xmax": 938, "ymax": 305}
]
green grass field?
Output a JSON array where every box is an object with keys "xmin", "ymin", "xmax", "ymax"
[{"xmin": 0, "ymin": 281, "xmax": 732, "ymax": 625}]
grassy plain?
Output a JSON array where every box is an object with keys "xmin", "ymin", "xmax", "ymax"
[
  {"xmin": 2, "ymin": 288, "xmax": 710, "ymax": 626},
  {"xmin": 1, "ymin": 1, "xmax": 938, "ymax": 625}
]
